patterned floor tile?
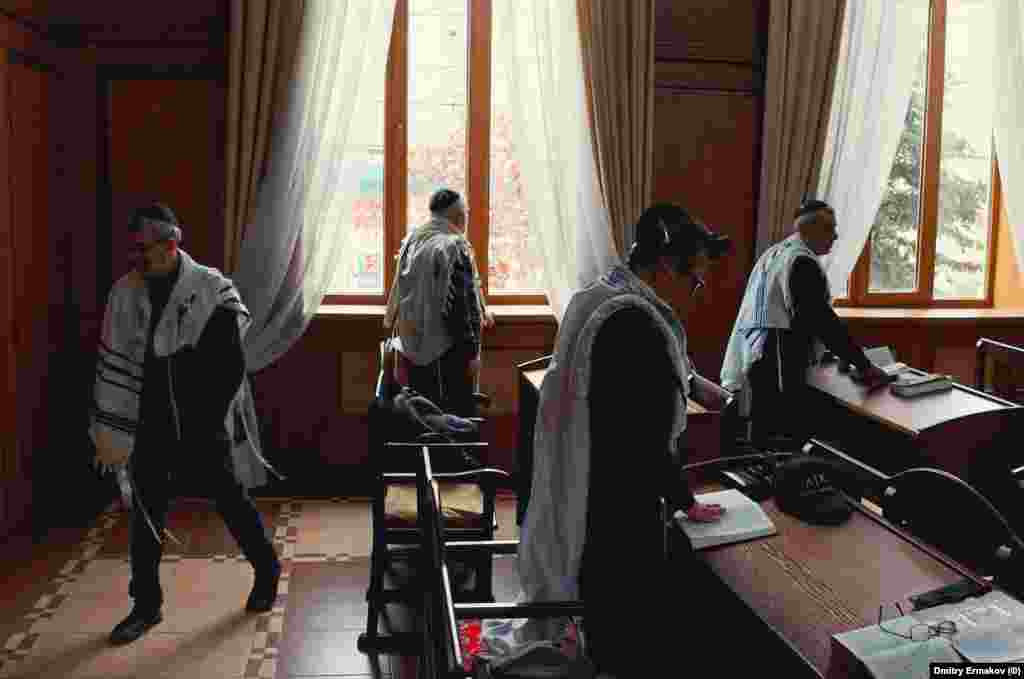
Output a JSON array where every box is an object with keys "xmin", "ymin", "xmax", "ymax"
[
  {"xmin": 291, "ymin": 500, "xmax": 371, "ymax": 560},
  {"xmin": 0, "ymin": 497, "xmax": 423, "ymax": 679}
]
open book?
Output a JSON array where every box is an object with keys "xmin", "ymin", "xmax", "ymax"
[{"xmin": 674, "ymin": 488, "xmax": 777, "ymax": 550}]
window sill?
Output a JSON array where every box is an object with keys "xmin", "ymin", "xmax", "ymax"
[
  {"xmin": 316, "ymin": 303, "xmax": 556, "ymax": 325},
  {"xmin": 836, "ymin": 307, "xmax": 1024, "ymax": 324}
]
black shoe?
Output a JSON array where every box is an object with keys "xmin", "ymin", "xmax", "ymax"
[
  {"xmin": 109, "ymin": 606, "xmax": 162, "ymax": 645},
  {"xmin": 246, "ymin": 559, "xmax": 281, "ymax": 612}
]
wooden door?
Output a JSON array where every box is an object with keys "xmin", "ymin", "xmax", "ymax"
[
  {"xmin": 106, "ymin": 74, "xmax": 225, "ymax": 287},
  {"xmin": 4, "ymin": 52, "xmax": 55, "ymax": 539}
]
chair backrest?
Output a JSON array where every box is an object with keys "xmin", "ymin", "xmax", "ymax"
[
  {"xmin": 976, "ymin": 338, "xmax": 1024, "ymax": 404},
  {"xmin": 416, "ymin": 442, "xmax": 589, "ymax": 678},
  {"xmin": 881, "ymin": 466, "xmax": 1024, "ymax": 578},
  {"xmin": 516, "ymin": 355, "xmax": 552, "ymax": 525},
  {"xmin": 417, "ymin": 444, "xmax": 464, "ymax": 678}
]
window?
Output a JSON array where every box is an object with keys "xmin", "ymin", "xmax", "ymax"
[
  {"xmin": 326, "ymin": 0, "xmax": 545, "ymax": 305},
  {"xmin": 840, "ymin": 0, "xmax": 999, "ymax": 307}
]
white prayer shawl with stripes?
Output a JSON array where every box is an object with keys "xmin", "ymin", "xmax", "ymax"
[
  {"xmin": 384, "ymin": 217, "xmax": 475, "ymax": 366},
  {"xmin": 89, "ymin": 250, "xmax": 268, "ymax": 490},
  {"xmin": 720, "ymin": 233, "xmax": 830, "ymax": 394}
]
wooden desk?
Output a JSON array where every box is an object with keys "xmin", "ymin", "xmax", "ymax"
[
  {"xmin": 517, "ymin": 361, "xmax": 721, "ymax": 524},
  {"xmin": 693, "ymin": 486, "xmax": 987, "ymax": 677},
  {"xmin": 805, "ymin": 362, "xmax": 1024, "ymax": 484},
  {"xmin": 523, "ymin": 365, "xmax": 708, "ymax": 415}
]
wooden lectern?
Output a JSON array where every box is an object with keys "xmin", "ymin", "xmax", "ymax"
[{"xmin": 806, "ymin": 360, "xmax": 1024, "ymax": 504}]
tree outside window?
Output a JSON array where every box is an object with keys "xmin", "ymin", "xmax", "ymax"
[{"xmin": 846, "ymin": 0, "xmax": 997, "ymax": 307}]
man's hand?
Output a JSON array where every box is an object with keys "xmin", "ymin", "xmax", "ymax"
[
  {"xmin": 859, "ymin": 363, "xmax": 891, "ymax": 391},
  {"xmin": 467, "ymin": 355, "xmax": 482, "ymax": 384},
  {"xmin": 683, "ymin": 501, "xmax": 726, "ymax": 523},
  {"xmin": 481, "ymin": 309, "xmax": 496, "ymax": 330}
]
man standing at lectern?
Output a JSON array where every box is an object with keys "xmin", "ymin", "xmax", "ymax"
[{"xmin": 721, "ymin": 199, "xmax": 888, "ymax": 445}]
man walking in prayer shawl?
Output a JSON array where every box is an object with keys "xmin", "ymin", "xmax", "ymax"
[
  {"xmin": 384, "ymin": 188, "xmax": 493, "ymax": 417},
  {"xmin": 518, "ymin": 203, "xmax": 732, "ymax": 675},
  {"xmin": 721, "ymin": 199, "xmax": 888, "ymax": 446},
  {"xmin": 90, "ymin": 203, "xmax": 280, "ymax": 645}
]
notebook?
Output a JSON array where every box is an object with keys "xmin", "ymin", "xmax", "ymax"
[{"xmin": 674, "ymin": 488, "xmax": 777, "ymax": 550}]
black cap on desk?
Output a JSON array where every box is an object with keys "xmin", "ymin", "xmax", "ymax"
[{"xmin": 774, "ymin": 456, "xmax": 853, "ymax": 526}]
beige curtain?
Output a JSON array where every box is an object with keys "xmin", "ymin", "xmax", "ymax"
[
  {"xmin": 224, "ymin": 0, "xmax": 306, "ymax": 275},
  {"xmin": 756, "ymin": 0, "xmax": 846, "ymax": 255},
  {"xmin": 577, "ymin": 0, "xmax": 655, "ymax": 258}
]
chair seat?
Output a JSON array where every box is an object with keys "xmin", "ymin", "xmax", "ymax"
[{"xmin": 385, "ymin": 482, "xmax": 484, "ymax": 528}]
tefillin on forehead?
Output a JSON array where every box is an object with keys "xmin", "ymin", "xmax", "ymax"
[{"xmin": 137, "ymin": 218, "xmax": 183, "ymax": 244}]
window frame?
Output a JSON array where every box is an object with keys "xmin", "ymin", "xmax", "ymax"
[
  {"xmin": 324, "ymin": 0, "xmax": 547, "ymax": 307},
  {"xmin": 838, "ymin": 0, "xmax": 1000, "ymax": 309}
]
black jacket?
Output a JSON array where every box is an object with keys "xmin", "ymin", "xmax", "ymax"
[{"xmin": 138, "ymin": 261, "xmax": 245, "ymax": 456}]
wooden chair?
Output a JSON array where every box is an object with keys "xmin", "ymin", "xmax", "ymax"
[
  {"xmin": 358, "ymin": 342, "xmax": 510, "ymax": 655},
  {"xmin": 879, "ymin": 467, "xmax": 1024, "ymax": 591},
  {"xmin": 976, "ymin": 338, "xmax": 1024, "ymax": 404},
  {"xmin": 415, "ymin": 444, "xmax": 591, "ymax": 678},
  {"xmin": 515, "ymin": 354, "xmax": 551, "ymax": 526}
]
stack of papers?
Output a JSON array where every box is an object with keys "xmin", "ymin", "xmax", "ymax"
[
  {"xmin": 833, "ymin": 616, "xmax": 962, "ymax": 679},
  {"xmin": 915, "ymin": 591, "xmax": 1024, "ymax": 663},
  {"xmin": 674, "ymin": 488, "xmax": 776, "ymax": 550},
  {"xmin": 834, "ymin": 591, "xmax": 1024, "ymax": 678}
]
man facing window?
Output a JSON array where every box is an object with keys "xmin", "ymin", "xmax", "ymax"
[{"xmin": 384, "ymin": 188, "xmax": 492, "ymax": 417}]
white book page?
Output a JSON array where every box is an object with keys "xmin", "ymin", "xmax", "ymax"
[{"xmin": 674, "ymin": 489, "xmax": 776, "ymax": 549}]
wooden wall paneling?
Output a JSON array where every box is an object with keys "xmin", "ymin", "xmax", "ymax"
[
  {"xmin": 3, "ymin": 0, "xmax": 229, "ymax": 46},
  {"xmin": 652, "ymin": 90, "xmax": 760, "ymax": 378},
  {"xmin": 104, "ymin": 71, "xmax": 226, "ymax": 291},
  {"xmin": 654, "ymin": 0, "xmax": 766, "ymax": 64},
  {"xmin": 0, "ymin": 13, "xmax": 50, "ymax": 541},
  {"xmin": 0, "ymin": 54, "xmax": 9, "ymax": 539},
  {"xmin": 654, "ymin": 61, "xmax": 760, "ymax": 92},
  {"xmin": 8, "ymin": 51, "xmax": 52, "ymax": 536}
]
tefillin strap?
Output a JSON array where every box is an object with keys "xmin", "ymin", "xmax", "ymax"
[
  {"xmin": 140, "ymin": 218, "xmax": 182, "ymax": 243},
  {"xmin": 658, "ymin": 219, "xmax": 670, "ymax": 248}
]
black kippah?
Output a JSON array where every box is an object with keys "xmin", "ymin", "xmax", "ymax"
[
  {"xmin": 794, "ymin": 198, "xmax": 833, "ymax": 220},
  {"xmin": 429, "ymin": 189, "xmax": 461, "ymax": 213}
]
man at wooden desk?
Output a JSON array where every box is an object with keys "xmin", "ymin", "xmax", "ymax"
[
  {"xmin": 519, "ymin": 203, "xmax": 731, "ymax": 674},
  {"xmin": 721, "ymin": 199, "xmax": 888, "ymax": 444}
]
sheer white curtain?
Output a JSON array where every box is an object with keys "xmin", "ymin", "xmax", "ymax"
[
  {"xmin": 993, "ymin": 0, "xmax": 1024, "ymax": 277},
  {"xmin": 493, "ymin": 0, "xmax": 620, "ymax": 321},
  {"xmin": 233, "ymin": 0, "xmax": 397, "ymax": 372},
  {"xmin": 816, "ymin": 0, "xmax": 921, "ymax": 296}
]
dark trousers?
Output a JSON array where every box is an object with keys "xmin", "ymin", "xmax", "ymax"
[
  {"xmin": 748, "ymin": 341, "xmax": 814, "ymax": 446},
  {"xmin": 404, "ymin": 344, "xmax": 476, "ymax": 418},
  {"xmin": 128, "ymin": 436, "xmax": 278, "ymax": 610},
  {"xmin": 579, "ymin": 502, "xmax": 697, "ymax": 675}
]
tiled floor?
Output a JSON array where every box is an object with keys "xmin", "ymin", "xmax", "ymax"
[{"xmin": 0, "ymin": 495, "xmax": 520, "ymax": 679}]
